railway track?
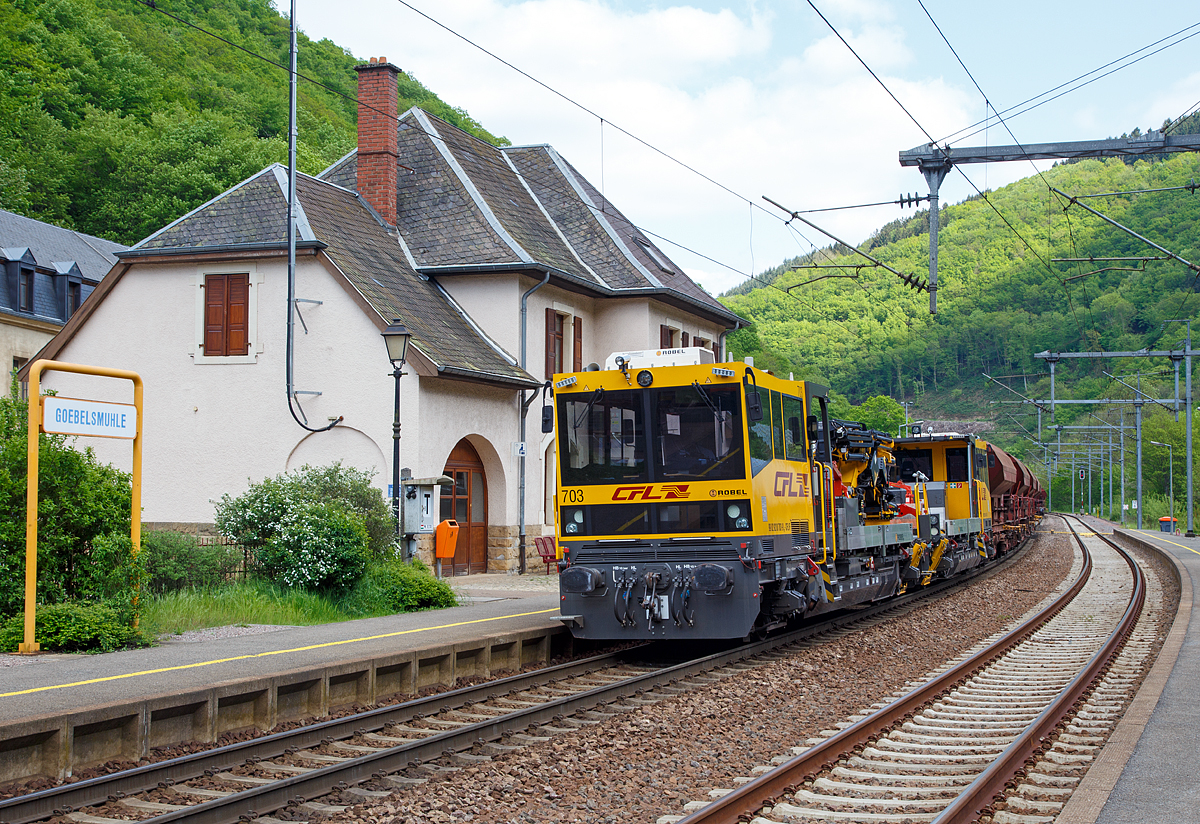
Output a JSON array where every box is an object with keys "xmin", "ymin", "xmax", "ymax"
[
  {"xmin": 0, "ymin": 547, "xmax": 1026, "ymax": 824},
  {"xmin": 667, "ymin": 514, "xmax": 1151, "ymax": 824}
]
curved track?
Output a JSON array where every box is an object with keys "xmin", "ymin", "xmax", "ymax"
[{"xmin": 671, "ymin": 515, "xmax": 1146, "ymax": 824}]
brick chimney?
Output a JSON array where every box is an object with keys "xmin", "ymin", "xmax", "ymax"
[{"xmin": 354, "ymin": 57, "xmax": 400, "ymax": 226}]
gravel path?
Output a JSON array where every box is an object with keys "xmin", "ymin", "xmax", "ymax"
[
  {"xmin": 158, "ymin": 624, "xmax": 301, "ymax": 643},
  {"xmin": 339, "ymin": 531, "xmax": 1076, "ymax": 824}
]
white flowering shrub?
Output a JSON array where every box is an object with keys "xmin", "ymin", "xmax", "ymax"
[
  {"xmin": 214, "ymin": 476, "xmax": 291, "ymax": 548},
  {"xmin": 255, "ymin": 499, "xmax": 369, "ymax": 593},
  {"xmin": 216, "ymin": 463, "xmax": 395, "ymax": 557}
]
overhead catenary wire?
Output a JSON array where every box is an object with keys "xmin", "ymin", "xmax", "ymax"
[
  {"xmin": 1071, "ymin": 182, "xmax": 1200, "ymax": 198},
  {"xmin": 1164, "ymin": 98, "xmax": 1200, "ymax": 134},
  {"xmin": 937, "ymin": 21, "xmax": 1200, "ymax": 147}
]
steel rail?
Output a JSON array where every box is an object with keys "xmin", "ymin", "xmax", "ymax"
[
  {"xmin": 0, "ymin": 544, "xmax": 1028, "ymax": 824},
  {"xmin": 676, "ymin": 520, "xmax": 1089, "ymax": 824},
  {"xmin": 931, "ymin": 516, "xmax": 1144, "ymax": 823}
]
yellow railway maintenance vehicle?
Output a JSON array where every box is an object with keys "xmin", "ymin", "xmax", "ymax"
[
  {"xmin": 543, "ymin": 348, "xmax": 997, "ymax": 641},
  {"xmin": 891, "ymin": 432, "xmax": 995, "ymax": 586}
]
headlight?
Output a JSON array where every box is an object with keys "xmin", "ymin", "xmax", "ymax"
[
  {"xmin": 572, "ymin": 509, "xmax": 584, "ymax": 524},
  {"xmin": 565, "ymin": 522, "xmax": 579, "ymax": 534},
  {"xmin": 726, "ymin": 503, "xmax": 741, "ymax": 519},
  {"xmin": 735, "ymin": 516, "xmax": 750, "ymax": 529},
  {"xmin": 636, "ymin": 369, "xmax": 653, "ymax": 387}
]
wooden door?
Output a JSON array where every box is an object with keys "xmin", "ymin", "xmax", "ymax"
[{"xmin": 441, "ymin": 440, "xmax": 488, "ymax": 575}]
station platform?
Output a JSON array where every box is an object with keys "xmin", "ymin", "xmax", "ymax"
[
  {"xmin": 1057, "ymin": 517, "xmax": 1200, "ymax": 824},
  {"xmin": 0, "ymin": 573, "xmax": 565, "ymax": 783}
]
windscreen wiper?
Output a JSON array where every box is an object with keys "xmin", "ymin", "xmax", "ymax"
[
  {"xmin": 691, "ymin": 381, "xmax": 727, "ymax": 423},
  {"xmin": 572, "ymin": 387, "xmax": 605, "ymax": 430}
]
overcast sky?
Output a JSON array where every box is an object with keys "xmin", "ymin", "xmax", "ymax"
[{"xmin": 297, "ymin": 0, "xmax": 1200, "ymax": 297}]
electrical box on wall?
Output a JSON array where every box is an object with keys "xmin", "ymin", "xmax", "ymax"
[{"xmin": 401, "ymin": 476, "xmax": 453, "ymax": 534}]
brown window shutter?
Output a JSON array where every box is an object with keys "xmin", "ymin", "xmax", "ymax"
[
  {"xmin": 660, "ymin": 324, "xmax": 671, "ymax": 348},
  {"xmin": 572, "ymin": 316, "xmax": 582, "ymax": 372},
  {"xmin": 204, "ymin": 275, "xmax": 227, "ymax": 356},
  {"xmin": 545, "ymin": 307, "xmax": 557, "ymax": 379},
  {"xmin": 226, "ymin": 274, "xmax": 250, "ymax": 354},
  {"xmin": 681, "ymin": 331, "xmax": 689, "ymax": 347}
]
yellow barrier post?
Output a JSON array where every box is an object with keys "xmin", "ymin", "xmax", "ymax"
[{"xmin": 21, "ymin": 360, "xmax": 143, "ymax": 654}]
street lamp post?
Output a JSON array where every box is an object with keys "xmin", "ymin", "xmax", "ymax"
[
  {"xmin": 381, "ymin": 319, "xmax": 412, "ymax": 559},
  {"xmin": 899, "ymin": 401, "xmax": 917, "ymax": 436},
  {"xmin": 1150, "ymin": 440, "xmax": 1175, "ymax": 534}
]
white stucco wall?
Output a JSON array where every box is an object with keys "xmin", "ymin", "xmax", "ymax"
[{"xmin": 437, "ymin": 275, "xmax": 521, "ymax": 357}]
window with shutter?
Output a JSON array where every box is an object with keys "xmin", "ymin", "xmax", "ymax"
[
  {"xmin": 204, "ymin": 275, "xmax": 227, "ymax": 355},
  {"xmin": 681, "ymin": 331, "xmax": 689, "ymax": 347},
  {"xmin": 573, "ymin": 316, "xmax": 582, "ymax": 372},
  {"xmin": 67, "ymin": 282, "xmax": 81, "ymax": 317},
  {"xmin": 226, "ymin": 275, "xmax": 249, "ymax": 354},
  {"xmin": 203, "ymin": 274, "xmax": 250, "ymax": 357},
  {"xmin": 545, "ymin": 307, "xmax": 564, "ymax": 378},
  {"xmin": 660, "ymin": 325, "xmax": 671, "ymax": 348}
]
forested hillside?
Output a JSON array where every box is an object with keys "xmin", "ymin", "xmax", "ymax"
[
  {"xmin": 0, "ymin": 0, "xmax": 505, "ymax": 245},
  {"xmin": 723, "ymin": 144, "xmax": 1200, "ymax": 409}
]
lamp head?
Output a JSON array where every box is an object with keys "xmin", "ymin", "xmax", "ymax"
[{"xmin": 382, "ymin": 318, "xmax": 412, "ymax": 366}]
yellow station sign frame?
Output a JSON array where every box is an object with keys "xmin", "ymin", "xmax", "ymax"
[{"xmin": 20, "ymin": 360, "xmax": 144, "ymax": 654}]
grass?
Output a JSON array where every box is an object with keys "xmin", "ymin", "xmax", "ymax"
[{"xmin": 139, "ymin": 581, "xmax": 370, "ymax": 637}]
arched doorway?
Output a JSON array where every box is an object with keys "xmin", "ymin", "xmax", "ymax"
[{"xmin": 442, "ymin": 439, "xmax": 487, "ymax": 575}]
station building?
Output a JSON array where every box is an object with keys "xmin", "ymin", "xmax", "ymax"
[{"xmin": 28, "ymin": 59, "xmax": 742, "ymax": 575}]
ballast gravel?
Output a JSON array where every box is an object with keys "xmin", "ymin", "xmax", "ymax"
[{"xmin": 335, "ymin": 533, "xmax": 1075, "ymax": 824}]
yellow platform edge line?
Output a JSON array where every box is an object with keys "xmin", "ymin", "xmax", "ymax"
[
  {"xmin": 1, "ymin": 607, "xmax": 560, "ymax": 699},
  {"xmin": 1136, "ymin": 530, "xmax": 1200, "ymax": 557}
]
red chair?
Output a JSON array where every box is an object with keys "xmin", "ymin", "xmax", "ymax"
[{"xmin": 533, "ymin": 536, "xmax": 558, "ymax": 574}]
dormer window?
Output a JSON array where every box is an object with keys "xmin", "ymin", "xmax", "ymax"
[
  {"xmin": 67, "ymin": 281, "xmax": 81, "ymax": 316},
  {"xmin": 633, "ymin": 237, "xmax": 674, "ymax": 275}
]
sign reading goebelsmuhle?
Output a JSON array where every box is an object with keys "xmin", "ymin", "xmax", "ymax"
[{"xmin": 42, "ymin": 396, "xmax": 138, "ymax": 439}]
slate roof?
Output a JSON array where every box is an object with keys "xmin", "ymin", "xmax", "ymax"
[
  {"xmin": 296, "ymin": 175, "xmax": 535, "ymax": 386},
  {"xmin": 318, "ymin": 108, "xmax": 740, "ymax": 325},
  {"xmin": 136, "ymin": 171, "xmax": 294, "ymax": 250},
  {"xmin": 124, "ymin": 165, "xmax": 536, "ymax": 388},
  {"xmin": 0, "ymin": 209, "xmax": 126, "ymax": 282}
]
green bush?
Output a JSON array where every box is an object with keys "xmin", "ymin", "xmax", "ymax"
[
  {"xmin": 0, "ymin": 601, "xmax": 149, "ymax": 653},
  {"xmin": 0, "ymin": 381, "xmax": 133, "ymax": 617},
  {"xmin": 255, "ymin": 500, "xmax": 369, "ymax": 593},
  {"xmin": 348, "ymin": 558, "xmax": 457, "ymax": 614},
  {"xmin": 140, "ymin": 530, "xmax": 242, "ymax": 594},
  {"xmin": 215, "ymin": 462, "xmax": 395, "ymax": 558}
]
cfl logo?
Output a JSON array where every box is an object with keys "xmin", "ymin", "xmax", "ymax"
[
  {"xmin": 773, "ymin": 472, "xmax": 809, "ymax": 498},
  {"xmin": 611, "ymin": 484, "xmax": 691, "ymax": 501}
]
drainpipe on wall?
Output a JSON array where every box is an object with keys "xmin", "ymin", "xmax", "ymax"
[
  {"xmin": 518, "ymin": 270, "xmax": 551, "ymax": 574},
  {"xmin": 718, "ymin": 328, "xmax": 729, "ymax": 362}
]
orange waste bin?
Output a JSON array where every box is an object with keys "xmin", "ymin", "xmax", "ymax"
[{"xmin": 435, "ymin": 519, "xmax": 460, "ymax": 559}]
